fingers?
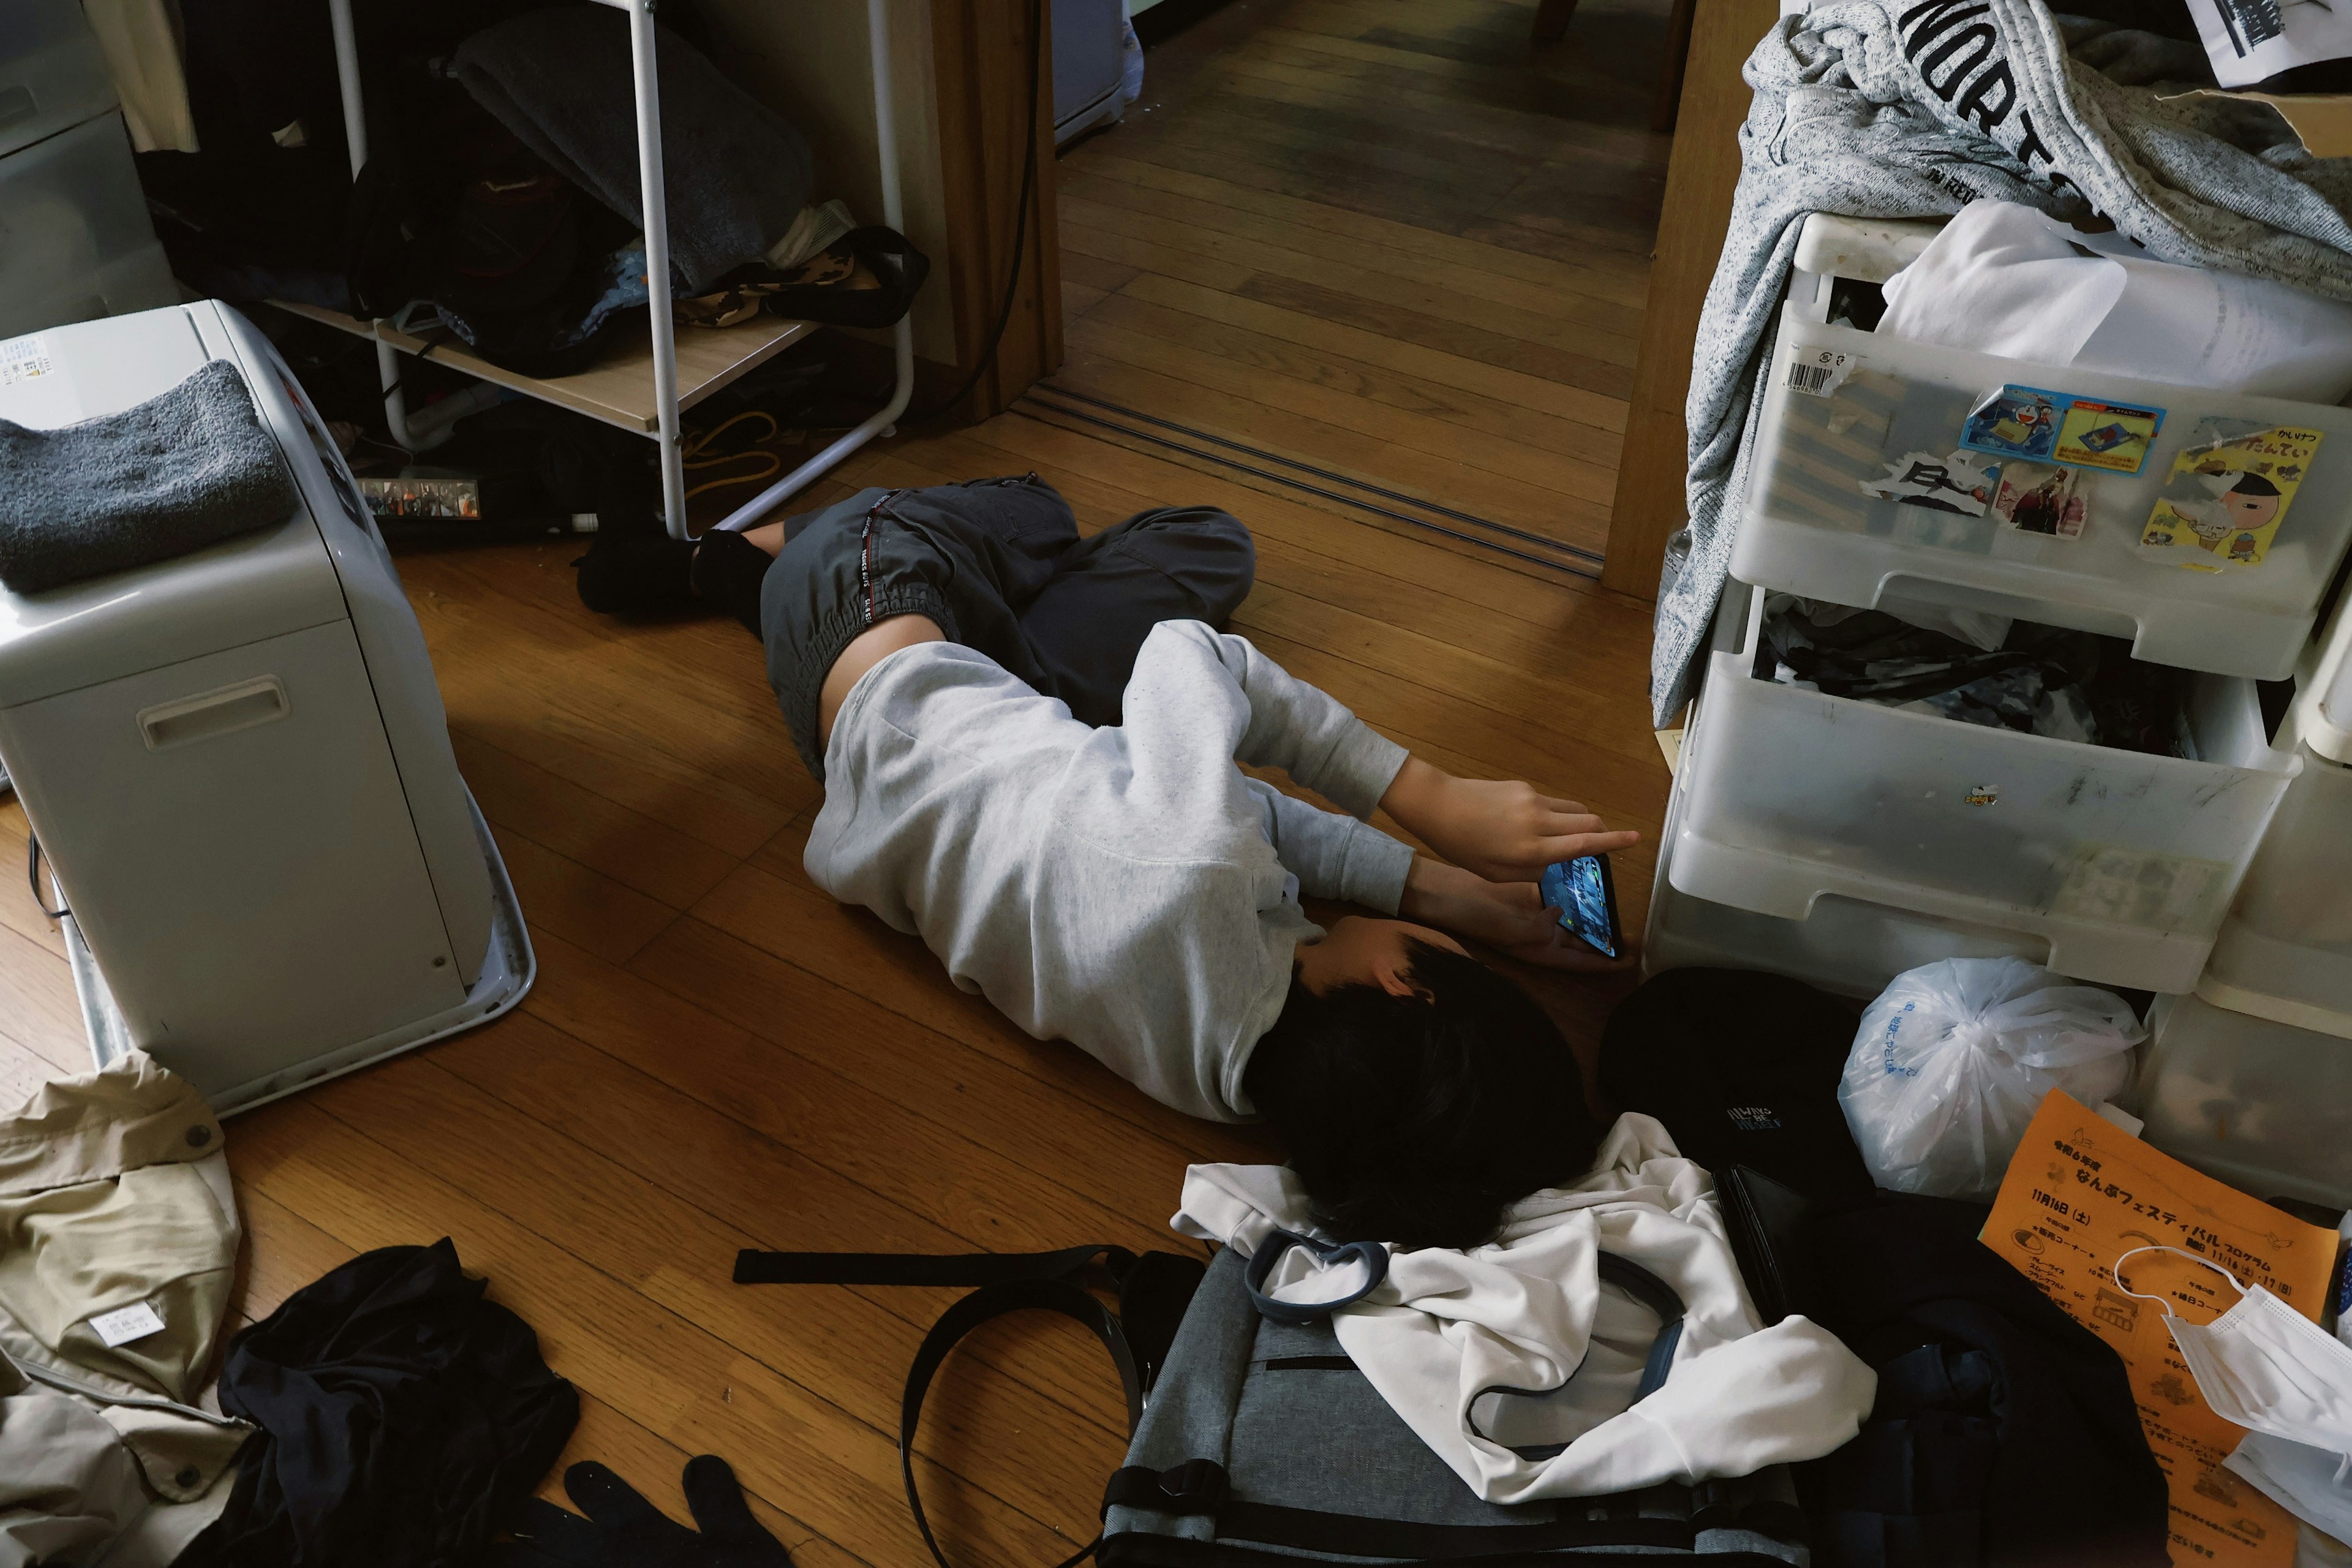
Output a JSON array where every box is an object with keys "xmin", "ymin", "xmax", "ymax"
[{"xmin": 1531, "ymin": 827, "xmax": 1642, "ymax": 866}]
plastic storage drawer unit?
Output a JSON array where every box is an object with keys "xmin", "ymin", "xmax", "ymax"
[
  {"xmin": 1667, "ymin": 584, "xmax": 2297, "ymax": 993},
  {"xmin": 1730, "ymin": 303, "xmax": 2352, "ymax": 682},
  {"xmin": 2296, "ymin": 565, "xmax": 2352, "ymax": 766},
  {"xmin": 1644, "ymin": 743, "xmax": 2045, "ymax": 999},
  {"xmin": 2131, "ymin": 993, "xmax": 2352, "ymax": 1210},
  {"xmin": 2198, "ymin": 744, "xmax": 2352, "ymax": 1040},
  {"xmin": 0, "ymin": 110, "xmax": 176, "ymax": 339}
]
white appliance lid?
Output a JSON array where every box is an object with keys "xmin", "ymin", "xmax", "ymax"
[{"xmin": 0, "ymin": 306, "xmax": 347, "ymax": 709}]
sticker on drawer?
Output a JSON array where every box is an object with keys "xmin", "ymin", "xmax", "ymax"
[
  {"xmin": 0, "ymin": 336, "xmax": 50, "ymax": 388},
  {"xmin": 2052, "ymin": 399, "xmax": 2163, "ymax": 474},
  {"xmin": 2139, "ymin": 420, "xmax": 2323, "ymax": 571},
  {"xmin": 1991, "ymin": 462, "xmax": 2086, "ymax": 538},
  {"xmin": 1784, "ymin": 341, "xmax": 1859, "ymax": 397},
  {"xmin": 1860, "ymin": 448, "xmax": 2002, "ymax": 515},
  {"xmin": 1961, "ymin": 385, "xmax": 2065, "ymax": 461}
]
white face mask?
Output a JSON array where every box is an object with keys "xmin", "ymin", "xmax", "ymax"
[{"xmin": 2113, "ymin": 1245, "xmax": 2352, "ymax": 1459}]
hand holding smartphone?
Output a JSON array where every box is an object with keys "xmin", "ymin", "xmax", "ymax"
[{"xmin": 1538, "ymin": 854, "xmax": 1622, "ymax": 960}]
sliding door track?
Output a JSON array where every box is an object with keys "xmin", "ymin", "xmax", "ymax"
[{"xmin": 1019, "ymin": 385, "xmax": 1605, "ymax": 581}]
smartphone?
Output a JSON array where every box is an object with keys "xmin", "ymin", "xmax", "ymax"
[{"xmin": 1539, "ymin": 854, "xmax": 1622, "ymax": 960}]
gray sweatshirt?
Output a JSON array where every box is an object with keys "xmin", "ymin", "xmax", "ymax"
[{"xmin": 804, "ymin": 620, "xmax": 1415, "ymax": 1121}]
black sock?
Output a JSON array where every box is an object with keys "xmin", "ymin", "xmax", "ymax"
[
  {"xmin": 574, "ymin": 527, "xmax": 698, "ymax": 615},
  {"xmin": 689, "ymin": 527, "xmax": 774, "ymax": 635}
]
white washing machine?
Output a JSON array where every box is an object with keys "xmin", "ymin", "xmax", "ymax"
[{"xmin": 0, "ymin": 301, "xmax": 531, "ymax": 1110}]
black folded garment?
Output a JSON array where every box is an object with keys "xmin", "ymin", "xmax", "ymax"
[
  {"xmin": 1756, "ymin": 601, "xmax": 2196, "ymax": 758},
  {"xmin": 184, "ymin": 1238, "xmax": 578, "ymax": 1568},
  {"xmin": 1718, "ymin": 1177, "xmax": 2171, "ymax": 1568},
  {"xmin": 1599, "ymin": 967, "xmax": 1875, "ymax": 1204},
  {"xmin": 0, "ymin": 358, "xmax": 302, "ymax": 595}
]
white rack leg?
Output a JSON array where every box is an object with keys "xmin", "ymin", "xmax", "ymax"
[
  {"xmin": 712, "ymin": 0, "xmax": 915, "ymax": 535},
  {"xmin": 611, "ymin": 0, "xmax": 688, "ymax": 538},
  {"xmin": 325, "ymin": 0, "xmax": 418, "ymax": 453}
]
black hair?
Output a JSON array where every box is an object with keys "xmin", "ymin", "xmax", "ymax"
[
  {"xmin": 1242, "ymin": 940, "xmax": 1603, "ymax": 1251},
  {"xmin": 2225, "ymin": 472, "xmax": 2280, "ymax": 496}
]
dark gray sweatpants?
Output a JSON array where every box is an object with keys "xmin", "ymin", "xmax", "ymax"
[{"xmin": 758, "ymin": 475, "xmax": 1256, "ymax": 775}]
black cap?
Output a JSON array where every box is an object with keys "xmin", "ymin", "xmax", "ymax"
[{"xmin": 1599, "ymin": 968, "xmax": 1875, "ymax": 1202}]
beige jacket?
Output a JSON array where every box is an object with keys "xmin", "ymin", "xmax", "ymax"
[{"xmin": 0, "ymin": 1054, "xmax": 248, "ymax": 1568}]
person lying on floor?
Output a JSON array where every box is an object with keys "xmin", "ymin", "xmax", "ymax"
[{"xmin": 586, "ymin": 477, "xmax": 1640, "ymax": 1250}]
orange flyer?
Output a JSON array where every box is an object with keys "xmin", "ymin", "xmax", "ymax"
[{"xmin": 1981, "ymin": 1091, "xmax": 2341, "ymax": 1568}]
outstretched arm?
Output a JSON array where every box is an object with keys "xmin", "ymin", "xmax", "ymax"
[{"xmin": 1378, "ymin": 756, "xmax": 1638, "ymax": 884}]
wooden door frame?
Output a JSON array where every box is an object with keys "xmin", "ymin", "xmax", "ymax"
[{"xmin": 929, "ymin": 0, "xmax": 1066, "ymax": 421}]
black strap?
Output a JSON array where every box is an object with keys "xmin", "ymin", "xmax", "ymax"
[
  {"xmin": 903, "ymin": 1276, "xmax": 1140, "ymax": 1568},
  {"xmin": 1594, "ymin": 1253, "xmax": 1686, "ymax": 1403},
  {"xmin": 1463, "ymin": 1254, "xmax": 1688, "ymax": 1461},
  {"xmin": 735, "ymin": 1245, "xmax": 1203, "ymax": 1568}
]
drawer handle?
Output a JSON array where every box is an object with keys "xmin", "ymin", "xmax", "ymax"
[{"xmin": 137, "ymin": 677, "xmax": 288, "ymax": 751}]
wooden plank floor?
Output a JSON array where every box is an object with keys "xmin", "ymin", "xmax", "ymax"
[
  {"xmin": 0, "ymin": 0, "xmax": 1675, "ymax": 1556},
  {"xmin": 1052, "ymin": 0, "xmax": 1676, "ymax": 557},
  {"xmin": 0, "ymin": 421, "xmax": 1670, "ymax": 1564}
]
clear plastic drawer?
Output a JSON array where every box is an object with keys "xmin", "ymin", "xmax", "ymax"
[
  {"xmin": 1666, "ymin": 585, "xmax": 2297, "ymax": 993},
  {"xmin": 2131, "ymin": 993, "xmax": 2352, "ymax": 1210},
  {"xmin": 2199, "ymin": 745, "xmax": 2352, "ymax": 1040},
  {"xmin": 1730, "ymin": 305, "xmax": 2352, "ymax": 682}
]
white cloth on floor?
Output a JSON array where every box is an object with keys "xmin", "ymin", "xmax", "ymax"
[
  {"xmin": 1171, "ymin": 1114, "xmax": 1879, "ymax": 1504},
  {"xmin": 1880, "ymin": 200, "xmax": 2352, "ymax": 402}
]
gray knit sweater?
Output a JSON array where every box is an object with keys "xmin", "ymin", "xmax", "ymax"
[{"xmin": 805, "ymin": 620, "xmax": 1414, "ymax": 1122}]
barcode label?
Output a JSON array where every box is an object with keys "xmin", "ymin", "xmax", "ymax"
[
  {"xmin": 0, "ymin": 336, "xmax": 50, "ymax": 388},
  {"xmin": 1785, "ymin": 343, "xmax": 1856, "ymax": 398}
]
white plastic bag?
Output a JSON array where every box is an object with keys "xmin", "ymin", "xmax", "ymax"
[{"xmin": 1838, "ymin": 957, "xmax": 2146, "ymax": 1199}]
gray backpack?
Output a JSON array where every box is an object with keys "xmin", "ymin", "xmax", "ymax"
[{"xmin": 734, "ymin": 1240, "xmax": 1812, "ymax": 1568}]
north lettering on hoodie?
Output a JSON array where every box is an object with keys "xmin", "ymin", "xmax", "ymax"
[{"xmin": 1897, "ymin": 0, "xmax": 2059, "ymax": 174}]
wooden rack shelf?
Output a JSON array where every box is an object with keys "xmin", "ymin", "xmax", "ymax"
[{"xmin": 273, "ymin": 300, "xmax": 816, "ymax": 437}]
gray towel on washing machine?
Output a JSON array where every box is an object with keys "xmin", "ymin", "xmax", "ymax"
[
  {"xmin": 1651, "ymin": 1, "xmax": 2352, "ymax": 728},
  {"xmin": 0, "ymin": 358, "xmax": 301, "ymax": 595}
]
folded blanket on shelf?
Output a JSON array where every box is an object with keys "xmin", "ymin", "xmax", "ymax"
[
  {"xmin": 0, "ymin": 358, "xmax": 300, "ymax": 595},
  {"xmin": 1653, "ymin": 1, "xmax": 2352, "ymax": 726},
  {"xmin": 453, "ymin": 8, "xmax": 813, "ymax": 294}
]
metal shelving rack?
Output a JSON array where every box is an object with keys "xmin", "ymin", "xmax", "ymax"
[{"xmin": 311, "ymin": 0, "xmax": 914, "ymax": 539}]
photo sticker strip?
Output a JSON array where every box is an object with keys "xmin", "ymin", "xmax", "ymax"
[
  {"xmin": 2139, "ymin": 422, "xmax": 2324, "ymax": 571},
  {"xmin": 1860, "ymin": 449, "xmax": 2002, "ymax": 516},
  {"xmin": 2054, "ymin": 399, "xmax": 2164, "ymax": 474},
  {"xmin": 1961, "ymin": 385, "xmax": 2065, "ymax": 462},
  {"xmin": 1991, "ymin": 461, "xmax": 2086, "ymax": 538}
]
